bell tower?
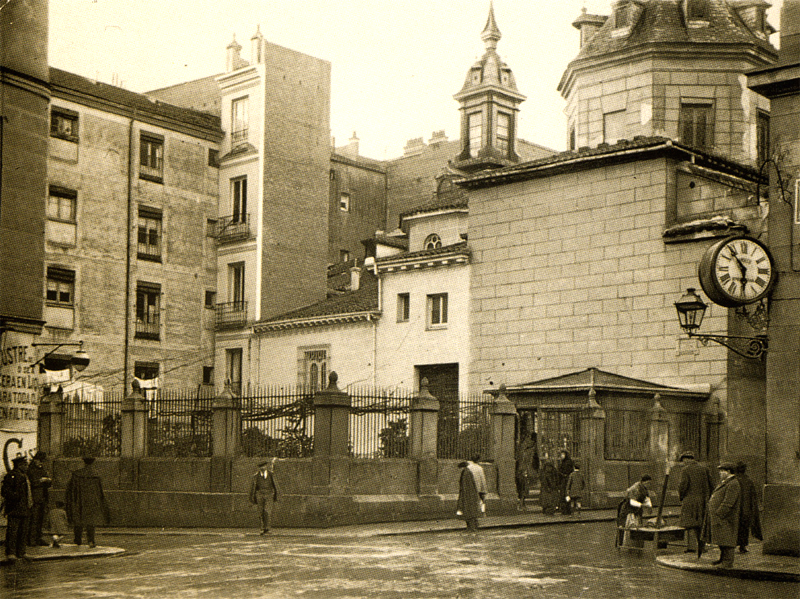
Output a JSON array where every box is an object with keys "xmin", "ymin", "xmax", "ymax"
[{"xmin": 452, "ymin": 2, "xmax": 526, "ymax": 172}]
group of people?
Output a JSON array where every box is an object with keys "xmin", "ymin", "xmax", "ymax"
[
  {"xmin": 677, "ymin": 452, "xmax": 761, "ymax": 569},
  {"xmin": 1, "ymin": 453, "xmax": 110, "ymax": 562},
  {"xmin": 617, "ymin": 451, "xmax": 762, "ymax": 568},
  {"xmin": 539, "ymin": 450, "xmax": 584, "ymax": 516}
]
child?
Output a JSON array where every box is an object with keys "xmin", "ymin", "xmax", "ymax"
[
  {"xmin": 46, "ymin": 500, "xmax": 70, "ymax": 548},
  {"xmin": 565, "ymin": 462, "xmax": 586, "ymax": 516}
]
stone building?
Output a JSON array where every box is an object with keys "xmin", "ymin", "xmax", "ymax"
[{"xmin": 41, "ymin": 69, "xmax": 222, "ymax": 390}]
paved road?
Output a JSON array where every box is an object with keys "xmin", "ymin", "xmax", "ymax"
[{"xmin": 2, "ymin": 522, "xmax": 792, "ymax": 598}]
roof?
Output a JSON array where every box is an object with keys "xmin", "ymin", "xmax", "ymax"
[
  {"xmin": 496, "ymin": 367, "xmax": 709, "ymax": 400},
  {"xmin": 455, "ymin": 136, "xmax": 763, "ymax": 190},
  {"xmin": 50, "ymin": 68, "xmax": 222, "ymax": 141},
  {"xmin": 375, "ymin": 241, "xmax": 470, "ymax": 272},
  {"xmin": 400, "ymin": 194, "xmax": 469, "ymax": 221}
]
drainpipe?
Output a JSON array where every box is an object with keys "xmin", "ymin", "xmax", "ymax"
[{"xmin": 123, "ymin": 110, "xmax": 136, "ymax": 390}]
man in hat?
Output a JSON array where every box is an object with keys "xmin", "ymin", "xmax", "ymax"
[
  {"xmin": 702, "ymin": 462, "xmax": 741, "ymax": 568},
  {"xmin": 1, "ymin": 456, "xmax": 32, "ymax": 561},
  {"xmin": 249, "ymin": 458, "xmax": 279, "ymax": 535},
  {"xmin": 677, "ymin": 450, "xmax": 713, "ymax": 553},
  {"xmin": 66, "ymin": 456, "xmax": 110, "ymax": 548},
  {"xmin": 27, "ymin": 451, "xmax": 52, "ymax": 546}
]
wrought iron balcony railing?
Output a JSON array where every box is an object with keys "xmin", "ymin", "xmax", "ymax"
[
  {"xmin": 135, "ymin": 318, "xmax": 160, "ymax": 340},
  {"xmin": 215, "ymin": 301, "xmax": 248, "ymax": 330},
  {"xmin": 214, "ymin": 214, "xmax": 251, "ymax": 244}
]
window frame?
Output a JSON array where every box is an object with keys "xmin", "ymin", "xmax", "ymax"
[
  {"xmin": 229, "ymin": 262, "xmax": 245, "ymax": 306},
  {"xmin": 47, "ymin": 186, "xmax": 77, "ymax": 223},
  {"xmin": 680, "ymin": 101, "xmax": 714, "ymax": 150},
  {"xmin": 45, "ymin": 267, "xmax": 75, "ymax": 307},
  {"xmin": 50, "ymin": 107, "xmax": 79, "ymax": 143},
  {"xmin": 496, "ymin": 111, "xmax": 511, "ymax": 155},
  {"xmin": 339, "ymin": 192, "xmax": 350, "ymax": 212},
  {"xmin": 427, "ymin": 293, "xmax": 448, "ymax": 329},
  {"xmin": 226, "ymin": 348, "xmax": 243, "ymax": 395},
  {"xmin": 139, "ymin": 132, "xmax": 164, "ymax": 183},
  {"xmin": 135, "ymin": 281, "xmax": 161, "ymax": 340},
  {"xmin": 756, "ymin": 110, "xmax": 770, "ymax": 166},
  {"xmin": 231, "ymin": 96, "xmax": 249, "ymax": 147},
  {"xmin": 231, "ymin": 176, "xmax": 248, "ymax": 223},
  {"xmin": 397, "ymin": 293, "xmax": 410, "ymax": 323},
  {"xmin": 299, "ymin": 347, "xmax": 329, "ymax": 392},
  {"xmin": 137, "ymin": 206, "xmax": 162, "ymax": 262},
  {"xmin": 424, "ymin": 234, "xmax": 442, "ymax": 250},
  {"xmin": 468, "ymin": 112, "xmax": 482, "ymax": 158},
  {"xmin": 603, "ymin": 110, "xmax": 626, "ymax": 145},
  {"xmin": 134, "ymin": 361, "xmax": 160, "ymax": 381}
]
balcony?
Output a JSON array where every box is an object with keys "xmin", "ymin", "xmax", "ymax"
[
  {"xmin": 216, "ymin": 301, "xmax": 248, "ymax": 330},
  {"xmin": 135, "ymin": 318, "xmax": 160, "ymax": 340},
  {"xmin": 214, "ymin": 214, "xmax": 251, "ymax": 244},
  {"xmin": 231, "ymin": 128, "xmax": 249, "ymax": 148}
]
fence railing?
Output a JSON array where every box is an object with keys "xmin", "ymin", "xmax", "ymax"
[
  {"xmin": 437, "ymin": 393, "xmax": 493, "ymax": 460},
  {"xmin": 240, "ymin": 385, "xmax": 315, "ymax": 458},
  {"xmin": 60, "ymin": 391, "xmax": 124, "ymax": 457},
  {"xmin": 146, "ymin": 388, "xmax": 215, "ymax": 458},
  {"xmin": 349, "ymin": 386, "xmax": 415, "ymax": 458}
]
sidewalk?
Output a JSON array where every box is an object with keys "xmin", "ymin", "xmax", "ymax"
[{"xmin": 3, "ymin": 507, "xmax": 798, "ymax": 582}]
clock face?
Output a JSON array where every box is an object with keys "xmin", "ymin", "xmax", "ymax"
[{"xmin": 698, "ymin": 236, "xmax": 776, "ymax": 307}]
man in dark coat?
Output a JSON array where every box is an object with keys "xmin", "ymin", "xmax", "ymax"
[
  {"xmin": 249, "ymin": 458, "xmax": 280, "ymax": 534},
  {"xmin": 702, "ymin": 462, "xmax": 741, "ymax": 568},
  {"xmin": 735, "ymin": 461, "xmax": 762, "ymax": 553},
  {"xmin": 456, "ymin": 456, "xmax": 486, "ymax": 532},
  {"xmin": 65, "ymin": 456, "xmax": 110, "ymax": 547},
  {"xmin": 1, "ymin": 456, "xmax": 32, "ymax": 561},
  {"xmin": 27, "ymin": 451, "xmax": 52, "ymax": 546},
  {"xmin": 557, "ymin": 450, "xmax": 575, "ymax": 514},
  {"xmin": 677, "ymin": 451, "xmax": 713, "ymax": 553}
]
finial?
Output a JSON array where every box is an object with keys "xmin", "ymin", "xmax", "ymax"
[{"xmin": 481, "ymin": 1, "xmax": 502, "ymax": 50}]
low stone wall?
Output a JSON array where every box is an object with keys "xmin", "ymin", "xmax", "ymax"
[{"xmin": 48, "ymin": 456, "xmax": 513, "ymax": 528}]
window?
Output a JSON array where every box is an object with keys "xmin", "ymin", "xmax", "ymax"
[
  {"xmin": 50, "ymin": 108, "xmax": 78, "ymax": 142},
  {"xmin": 205, "ymin": 290, "xmax": 216, "ymax": 308},
  {"xmin": 202, "ymin": 366, "xmax": 214, "ymax": 386},
  {"xmin": 134, "ymin": 361, "xmax": 159, "ymax": 381},
  {"xmin": 301, "ymin": 348, "xmax": 328, "ymax": 392},
  {"xmin": 427, "ymin": 293, "xmax": 448, "ymax": 328},
  {"xmin": 208, "ymin": 148, "xmax": 219, "ymax": 168},
  {"xmin": 339, "ymin": 192, "xmax": 350, "ymax": 212},
  {"xmin": 231, "ymin": 177, "xmax": 247, "ymax": 223},
  {"xmin": 603, "ymin": 110, "xmax": 626, "ymax": 144},
  {"xmin": 757, "ymin": 110, "xmax": 770, "ymax": 166},
  {"xmin": 135, "ymin": 282, "xmax": 161, "ymax": 340},
  {"xmin": 569, "ymin": 125, "xmax": 576, "ymax": 152},
  {"xmin": 47, "ymin": 186, "xmax": 76, "ymax": 222},
  {"xmin": 231, "ymin": 97, "xmax": 249, "ymax": 146},
  {"xmin": 339, "ymin": 250, "xmax": 350, "ymax": 263},
  {"xmin": 424, "ymin": 234, "xmax": 442, "ymax": 250},
  {"xmin": 468, "ymin": 112, "xmax": 482, "ymax": 158},
  {"xmin": 614, "ymin": 1, "xmax": 631, "ymax": 28},
  {"xmin": 680, "ymin": 102, "xmax": 714, "ymax": 150},
  {"xmin": 139, "ymin": 133, "xmax": 164, "ymax": 182},
  {"xmin": 685, "ymin": 0, "xmax": 709, "ymax": 20},
  {"xmin": 229, "ymin": 262, "xmax": 245, "ymax": 305},
  {"xmin": 604, "ymin": 410, "xmax": 649, "ymax": 461},
  {"xmin": 226, "ymin": 348, "xmax": 243, "ymax": 395},
  {"xmin": 46, "ymin": 267, "xmax": 75, "ymax": 306},
  {"xmin": 397, "ymin": 293, "xmax": 410, "ymax": 323},
  {"xmin": 496, "ymin": 112, "xmax": 510, "ymax": 154},
  {"xmin": 207, "ymin": 218, "xmax": 217, "ymax": 237},
  {"xmin": 137, "ymin": 206, "xmax": 162, "ymax": 261}
]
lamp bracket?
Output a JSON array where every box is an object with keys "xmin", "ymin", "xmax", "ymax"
[
  {"xmin": 734, "ymin": 299, "xmax": 770, "ymax": 332},
  {"xmin": 31, "ymin": 341, "xmax": 84, "ymax": 368},
  {"xmin": 686, "ymin": 332, "xmax": 768, "ymax": 360}
]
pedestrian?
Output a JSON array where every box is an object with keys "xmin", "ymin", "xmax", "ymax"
[
  {"xmin": 539, "ymin": 457, "xmax": 561, "ymax": 515},
  {"xmin": 565, "ymin": 462, "xmax": 585, "ymax": 516},
  {"xmin": 2, "ymin": 455, "xmax": 32, "ymax": 561},
  {"xmin": 514, "ymin": 436, "xmax": 534, "ymax": 510},
  {"xmin": 735, "ymin": 461, "xmax": 762, "ymax": 553},
  {"xmin": 45, "ymin": 500, "xmax": 70, "ymax": 548},
  {"xmin": 618, "ymin": 474, "xmax": 652, "ymax": 548},
  {"xmin": 27, "ymin": 450, "xmax": 52, "ymax": 547},
  {"xmin": 557, "ymin": 450, "xmax": 575, "ymax": 514},
  {"xmin": 65, "ymin": 456, "xmax": 110, "ymax": 548},
  {"xmin": 249, "ymin": 458, "xmax": 279, "ymax": 535},
  {"xmin": 701, "ymin": 462, "xmax": 741, "ymax": 568},
  {"xmin": 456, "ymin": 455, "xmax": 486, "ymax": 532},
  {"xmin": 677, "ymin": 450, "xmax": 713, "ymax": 553}
]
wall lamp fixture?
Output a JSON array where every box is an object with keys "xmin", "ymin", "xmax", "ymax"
[
  {"xmin": 31, "ymin": 341, "xmax": 91, "ymax": 372},
  {"xmin": 674, "ymin": 289, "xmax": 768, "ymax": 360}
]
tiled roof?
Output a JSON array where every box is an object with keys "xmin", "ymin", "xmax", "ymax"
[
  {"xmin": 376, "ymin": 241, "xmax": 470, "ymax": 267},
  {"xmin": 400, "ymin": 193, "xmax": 469, "ymax": 221},
  {"xmin": 50, "ymin": 68, "xmax": 222, "ymax": 137},
  {"xmin": 573, "ymin": 0, "xmax": 775, "ymax": 62}
]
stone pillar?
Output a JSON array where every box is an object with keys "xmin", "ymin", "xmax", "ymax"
[
  {"xmin": 410, "ymin": 378, "xmax": 439, "ymax": 496},
  {"xmin": 580, "ymin": 388, "xmax": 606, "ymax": 508},
  {"xmin": 212, "ymin": 380, "xmax": 241, "ymax": 458},
  {"xmin": 490, "ymin": 385, "xmax": 518, "ymax": 499},
  {"xmin": 37, "ymin": 387, "xmax": 64, "ymax": 458},
  {"xmin": 649, "ymin": 394, "xmax": 670, "ymax": 483},
  {"xmin": 312, "ymin": 372, "xmax": 351, "ymax": 495},
  {"xmin": 121, "ymin": 380, "xmax": 148, "ymax": 458},
  {"xmin": 702, "ymin": 397, "xmax": 723, "ymax": 464}
]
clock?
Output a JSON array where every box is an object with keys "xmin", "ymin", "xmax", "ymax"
[{"xmin": 698, "ymin": 236, "xmax": 776, "ymax": 308}]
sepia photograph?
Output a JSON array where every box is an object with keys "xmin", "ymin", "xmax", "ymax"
[{"xmin": 1, "ymin": 0, "xmax": 798, "ymax": 596}]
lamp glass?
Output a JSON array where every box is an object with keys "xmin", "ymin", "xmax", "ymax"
[
  {"xmin": 71, "ymin": 349, "xmax": 90, "ymax": 372},
  {"xmin": 675, "ymin": 288, "xmax": 707, "ymax": 333}
]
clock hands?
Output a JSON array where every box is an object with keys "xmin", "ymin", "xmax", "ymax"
[{"xmin": 729, "ymin": 247, "xmax": 749, "ymax": 294}]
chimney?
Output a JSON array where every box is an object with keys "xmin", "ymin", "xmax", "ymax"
[
  {"xmin": 403, "ymin": 137, "xmax": 426, "ymax": 157},
  {"xmin": 338, "ymin": 132, "xmax": 360, "ymax": 159},
  {"xmin": 350, "ymin": 266, "xmax": 361, "ymax": 291},
  {"xmin": 572, "ymin": 8, "xmax": 608, "ymax": 48},
  {"xmin": 251, "ymin": 26, "xmax": 264, "ymax": 65},
  {"xmin": 428, "ymin": 130, "xmax": 448, "ymax": 145},
  {"xmin": 226, "ymin": 35, "xmax": 243, "ymax": 72}
]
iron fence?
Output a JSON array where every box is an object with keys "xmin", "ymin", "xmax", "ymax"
[
  {"xmin": 437, "ymin": 393, "xmax": 493, "ymax": 460},
  {"xmin": 147, "ymin": 387, "xmax": 214, "ymax": 457},
  {"xmin": 349, "ymin": 386, "xmax": 414, "ymax": 458},
  {"xmin": 60, "ymin": 390, "xmax": 124, "ymax": 457},
  {"xmin": 239, "ymin": 385, "xmax": 315, "ymax": 458}
]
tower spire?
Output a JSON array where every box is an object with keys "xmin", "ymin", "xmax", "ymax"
[{"xmin": 481, "ymin": 1, "xmax": 502, "ymax": 51}]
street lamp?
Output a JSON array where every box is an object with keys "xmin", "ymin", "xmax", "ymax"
[
  {"xmin": 31, "ymin": 341, "xmax": 91, "ymax": 372},
  {"xmin": 674, "ymin": 289, "xmax": 768, "ymax": 360}
]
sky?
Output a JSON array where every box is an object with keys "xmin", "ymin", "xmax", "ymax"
[{"xmin": 49, "ymin": 0, "xmax": 785, "ymax": 160}]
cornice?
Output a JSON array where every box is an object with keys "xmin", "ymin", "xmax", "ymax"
[
  {"xmin": 376, "ymin": 250, "xmax": 470, "ymax": 273},
  {"xmin": 0, "ymin": 67, "xmax": 50, "ymax": 101},
  {"xmin": 253, "ymin": 311, "xmax": 379, "ymax": 333}
]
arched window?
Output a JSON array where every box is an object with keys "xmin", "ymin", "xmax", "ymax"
[{"xmin": 424, "ymin": 234, "xmax": 442, "ymax": 250}]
